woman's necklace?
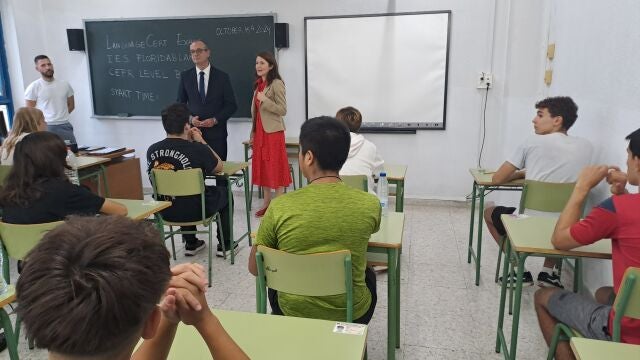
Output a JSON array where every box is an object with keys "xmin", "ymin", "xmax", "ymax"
[{"xmin": 309, "ymin": 175, "xmax": 341, "ymax": 184}]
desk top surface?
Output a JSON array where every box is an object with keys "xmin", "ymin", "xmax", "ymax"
[
  {"xmin": 76, "ymin": 156, "xmax": 111, "ymax": 170},
  {"xmin": 0, "ymin": 285, "xmax": 16, "ymax": 308},
  {"xmin": 502, "ymin": 215, "xmax": 612, "ymax": 258},
  {"xmin": 571, "ymin": 338, "xmax": 640, "ymax": 360},
  {"xmin": 369, "ymin": 212, "xmax": 404, "ymax": 249},
  {"xmin": 469, "ymin": 168, "xmax": 525, "ymax": 186},
  {"xmin": 109, "ymin": 198, "xmax": 171, "ymax": 221},
  {"xmin": 80, "ymin": 148, "xmax": 135, "ymax": 159},
  {"xmin": 168, "ymin": 309, "xmax": 367, "ymax": 360},
  {"xmin": 384, "ymin": 164, "xmax": 407, "ymax": 181}
]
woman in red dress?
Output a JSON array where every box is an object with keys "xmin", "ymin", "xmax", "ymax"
[{"xmin": 250, "ymin": 51, "xmax": 291, "ymax": 217}]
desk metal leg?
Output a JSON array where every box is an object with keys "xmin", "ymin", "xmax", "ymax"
[
  {"xmin": 0, "ymin": 309, "xmax": 18, "ymax": 360},
  {"xmin": 395, "ymin": 249, "xmax": 401, "ymax": 348},
  {"xmin": 467, "ymin": 182, "xmax": 477, "ymax": 263},
  {"xmin": 394, "ymin": 180, "xmax": 405, "ymax": 212},
  {"xmin": 99, "ymin": 164, "xmax": 110, "ymax": 197},
  {"xmin": 226, "ymin": 176, "xmax": 236, "ymax": 265},
  {"xmin": 507, "ymin": 253, "xmax": 528, "ymax": 360},
  {"xmin": 496, "ymin": 238, "xmax": 511, "ymax": 355},
  {"xmin": 387, "ymin": 248, "xmax": 399, "ymax": 360},
  {"xmin": 243, "ymin": 169, "xmax": 252, "ymax": 246},
  {"xmin": 474, "ymin": 186, "xmax": 485, "ymax": 286}
]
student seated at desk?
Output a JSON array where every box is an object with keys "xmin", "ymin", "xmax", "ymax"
[
  {"xmin": 335, "ymin": 106, "xmax": 384, "ymax": 193},
  {"xmin": 483, "ymin": 96, "xmax": 592, "ymax": 288},
  {"xmin": 16, "ymin": 215, "xmax": 249, "ymax": 360},
  {"xmin": 535, "ymin": 128, "xmax": 640, "ymax": 360},
  {"xmin": 0, "ymin": 132, "xmax": 126, "ymax": 223},
  {"xmin": 0, "ymin": 107, "xmax": 47, "ymax": 165},
  {"xmin": 249, "ymin": 116, "xmax": 381, "ymax": 324},
  {"xmin": 147, "ymin": 103, "xmax": 233, "ymax": 257}
]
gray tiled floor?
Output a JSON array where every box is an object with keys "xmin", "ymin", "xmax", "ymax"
[{"xmin": 2, "ymin": 195, "xmax": 551, "ymax": 359}]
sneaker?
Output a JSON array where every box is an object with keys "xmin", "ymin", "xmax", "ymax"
[
  {"xmin": 255, "ymin": 206, "xmax": 268, "ymax": 218},
  {"xmin": 216, "ymin": 243, "xmax": 239, "ymax": 258},
  {"xmin": 537, "ymin": 271, "xmax": 564, "ymax": 288},
  {"xmin": 497, "ymin": 271, "xmax": 534, "ymax": 288},
  {"xmin": 184, "ymin": 240, "xmax": 206, "ymax": 256}
]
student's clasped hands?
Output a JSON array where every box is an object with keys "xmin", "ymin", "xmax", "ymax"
[
  {"xmin": 159, "ymin": 263, "xmax": 212, "ymax": 326},
  {"xmin": 575, "ymin": 165, "xmax": 628, "ymax": 195}
]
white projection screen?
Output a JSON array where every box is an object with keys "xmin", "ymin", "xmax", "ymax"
[{"xmin": 305, "ymin": 11, "xmax": 451, "ymax": 131}]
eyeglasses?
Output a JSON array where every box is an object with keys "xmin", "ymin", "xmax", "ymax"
[{"xmin": 189, "ymin": 48, "xmax": 208, "ymax": 55}]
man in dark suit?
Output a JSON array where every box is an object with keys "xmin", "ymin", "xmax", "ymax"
[{"xmin": 177, "ymin": 39, "xmax": 237, "ymax": 160}]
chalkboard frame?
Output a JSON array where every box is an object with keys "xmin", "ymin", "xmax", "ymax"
[
  {"xmin": 304, "ymin": 11, "xmax": 452, "ymax": 132},
  {"xmin": 83, "ymin": 13, "xmax": 276, "ymax": 120}
]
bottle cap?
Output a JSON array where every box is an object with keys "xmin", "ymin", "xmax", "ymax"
[{"xmin": 380, "ymin": 172, "xmax": 387, "ymax": 177}]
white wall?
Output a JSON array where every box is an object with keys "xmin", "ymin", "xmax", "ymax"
[
  {"xmin": 1, "ymin": 0, "xmax": 505, "ymax": 198},
  {"xmin": 542, "ymin": 0, "xmax": 640, "ymax": 291}
]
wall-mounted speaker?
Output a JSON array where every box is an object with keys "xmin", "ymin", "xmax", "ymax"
[
  {"xmin": 275, "ymin": 23, "xmax": 289, "ymax": 49},
  {"xmin": 66, "ymin": 29, "xmax": 85, "ymax": 51}
]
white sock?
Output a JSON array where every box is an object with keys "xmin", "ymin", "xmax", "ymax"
[{"xmin": 542, "ymin": 266, "xmax": 554, "ymax": 274}]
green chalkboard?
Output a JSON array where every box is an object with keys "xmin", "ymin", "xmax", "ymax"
[{"xmin": 84, "ymin": 15, "xmax": 275, "ymax": 117}]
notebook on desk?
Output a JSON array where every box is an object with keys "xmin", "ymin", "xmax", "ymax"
[
  {"xmin": 88, "ymin": 147, "xmax": 126, "ymax": 155},
  {"xmin": 78, "ymin": 146, "xmax": 105, "ymax": 152}
]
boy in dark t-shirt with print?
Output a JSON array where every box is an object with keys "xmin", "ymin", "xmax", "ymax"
[{"xmin": 147, "ymin": 103, "xmax": 232, "ymax": 257}]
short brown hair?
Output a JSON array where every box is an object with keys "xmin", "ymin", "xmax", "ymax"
[
  {"xmin": 335, "ymin": 106, "xmax": 362, "ymax": 132},
  {"xmin": 16, "ymin": 216, "xmax": 171, "ymax": 357}
]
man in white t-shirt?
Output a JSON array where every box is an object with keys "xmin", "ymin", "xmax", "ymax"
[
  {"xmin": 335, "ymin": 106, "xmax": 384, "ymax": 193},
  {"xmin": 24, "ymin": 55, "xmax": 76, "ymax": 144},
  {"xmin": 483, "ymin": 96, "xmax": 593, "ymax": 288}
]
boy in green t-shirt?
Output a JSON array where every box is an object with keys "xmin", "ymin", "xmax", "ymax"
[{"xmin": 249, "ymin": 116, "xmax": 381, "ymax": 323}]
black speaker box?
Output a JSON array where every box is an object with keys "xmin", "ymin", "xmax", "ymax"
[
  {"xmin": 66, "ymin": 29, "xmax": 85, "ymax": 51},
  {"xmin": 275, "ymin": 23, "xmax": 289, "ymax": 48}
]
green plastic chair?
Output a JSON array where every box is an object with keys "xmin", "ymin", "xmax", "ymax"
[
  {"xmin": 0, "ymin": 220, "xmax": 63, "ymax": 352},
  {"xmin": 0, "ymin": 165, "xmax": 12, "ymax": 186},
  {"xmin": 255, "ymin": 245, "xmax": 354, "ymax": 322},
  {"xmin": 495, "ymin": 180, "xmax": 576, "ymax": 283},
  {"xmin": 547, "ymin": 267, "xmax": 640, "ymax": 359},
  {"xmin": 342, "ymin": 175, "xmax": 368, "ymax": 192},
  {"xmin": 0, "ymin": 220, "xmax": 63, "ymax": 284},
  {"xmin": 151, "ymin": 168, "xmax": 224, "ymax": 286}
]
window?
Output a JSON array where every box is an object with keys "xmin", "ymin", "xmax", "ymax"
[{"xmin": 0, "ymin": 12, "xmax": 14, "ymax": 131}]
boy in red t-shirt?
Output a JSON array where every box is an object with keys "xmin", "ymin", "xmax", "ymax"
[{"xmin": 534, "ymin": 127, "xmax": 640, "ymax": 360}]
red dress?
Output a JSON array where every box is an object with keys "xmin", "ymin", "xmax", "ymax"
[{"xmin": 252, "ymin": 78, "xmax": 292, "ymax": 188}]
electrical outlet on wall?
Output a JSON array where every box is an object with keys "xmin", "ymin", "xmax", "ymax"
[{"xmin": 477, "ymin": 72, "xmax": 493, "ymax": 89}]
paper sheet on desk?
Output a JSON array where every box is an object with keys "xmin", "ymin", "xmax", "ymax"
[{"xmin": 88, "ymin": 147, "xmax": 126, "ymax": 155}]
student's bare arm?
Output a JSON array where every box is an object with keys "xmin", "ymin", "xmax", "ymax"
[
  {"xmin": 552, "ymin": 165, "xmax": 609, "ymax": 250},
  {"xmin": 67, "ymin": 95, "xmax": 75, "ymax": 113},
  {"xmin": 189, "ymin": 127, "xmax": 223, "ymax": 173},
  {"xmin": 491, "ymin": 161, "xmax": 522, "ymax": 184},
  {"xmin": 248, "ymin": 244, "xmax": 258, "ymax": 276},
  {"xmin": 131, "ymin": 316, "xmax": 178, "ymax": 360},
  {"xmin": 196, "ymin": 311, "xmax": 250, "ymax": 360},
  {"xmin": 25, "ymin": 100, "xmax": 37, "ymax": 107},
  {"xmin": 100, "ymin": 199, "xmax": 128, "ymax": 216}
]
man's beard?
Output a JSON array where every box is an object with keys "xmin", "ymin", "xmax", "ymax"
[{"xmin": 42, "ymin": 70, "xmax": 54, "ymax": 78}]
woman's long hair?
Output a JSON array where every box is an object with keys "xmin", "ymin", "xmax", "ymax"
[
  {"xmin": 254, "ymin": 51, "xmax": 283, "ymax": 89},
  {"xmin": 1, "ymin": 107, "xmax": 45, "ymax": 161},
  {"xmin": 0, "ymin": 132, "xmax": 69, "ymax": 207}
]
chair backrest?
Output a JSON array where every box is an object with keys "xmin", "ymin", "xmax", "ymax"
[
  {"xmin": 0, "ymin": 165, "xmax": 11, "ymax": 186},
  {"xmin": 518, "ymin": 180, "xmax": 576, "ymax": 213},
  {"xmin": 151, "ymin": 168, "xmax": 205, "ymax": 197},
  {"xmin": 255, "ymin": 245, "xmax": 354, "ymax": 321},
  {"xmin": 0, "ymin": 220, "xmax": 63, "ymax": 284},
  {"xmin": 342, "ymin": 175, "xmax": 368, "ymax": 192},
  {"xmin": 611, "ymin": 267, "xmax": 640, "ymax": 342}
]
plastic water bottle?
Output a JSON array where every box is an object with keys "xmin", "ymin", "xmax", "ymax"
[
  {"xmin": 377, "ymin": 172, "xmax": 389, "ymax": 216},
  {"xmin": 66, "ymin": 147, "xmax": 80, "ymax": 185}
]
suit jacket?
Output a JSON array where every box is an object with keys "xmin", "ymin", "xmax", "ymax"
[
  {"xmin": 177, "ymin": 66, "xmax": 238, "ymax": 142},
  {"xmin": 251, "ymin": 78, "xmax": 287, "ymax": 134}
]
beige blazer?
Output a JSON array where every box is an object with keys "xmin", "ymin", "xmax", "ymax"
[{"xmin": 251, "ymin": 78, "xmax": 287, "ymax": 134}]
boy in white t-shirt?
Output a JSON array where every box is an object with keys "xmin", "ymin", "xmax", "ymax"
[
  {"xmin": 24, "ymin": 54, "xmax": 76, "ymax": 144},
  {"xmin": 335, "ymin": 107, "xmax": 384, "ymax": 193},
  {"xmin": 484, "ymin": 96, "xmax": 593, "ymax": 288}
]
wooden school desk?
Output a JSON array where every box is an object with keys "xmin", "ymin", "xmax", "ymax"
[
  {"xmin": 80, "ymin": 148, "xmax": 144, "ymax": 199},
  {"xmin": 467, "ymin": 168, "xmax": 524, "ymax": 286},
  {"xmin": 166, "ymin": 309, "xmax": 367, "ymax": 359},
  {"xmin": 368, "ymin": 211, "xmax": 405, "ymax": 360},
  {"xmin": 109, "ymin": 198, "xmax": 172, "ymax": 221},
  {"xmin": 570, "ymin": 338, "xmax": 640, "ymax": 360},
  {"xmin": 384, "ymin": 164, "xmax": 407, "ymax": 212},
  {"xmin": 77, "ymin": 156, "xmax": 110, "ymax": 196},
  {"xmin": 206, "ymin": 161, "xmax": 252, "ymax": 265},
  {"xmin": 495, "ymin": 215, "xmax": 611, "ymax": 360}
]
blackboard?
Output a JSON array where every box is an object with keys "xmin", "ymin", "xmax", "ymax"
[{"xmin": 84, "ymin": 15, "xmax": 275, "ymax": 118}]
